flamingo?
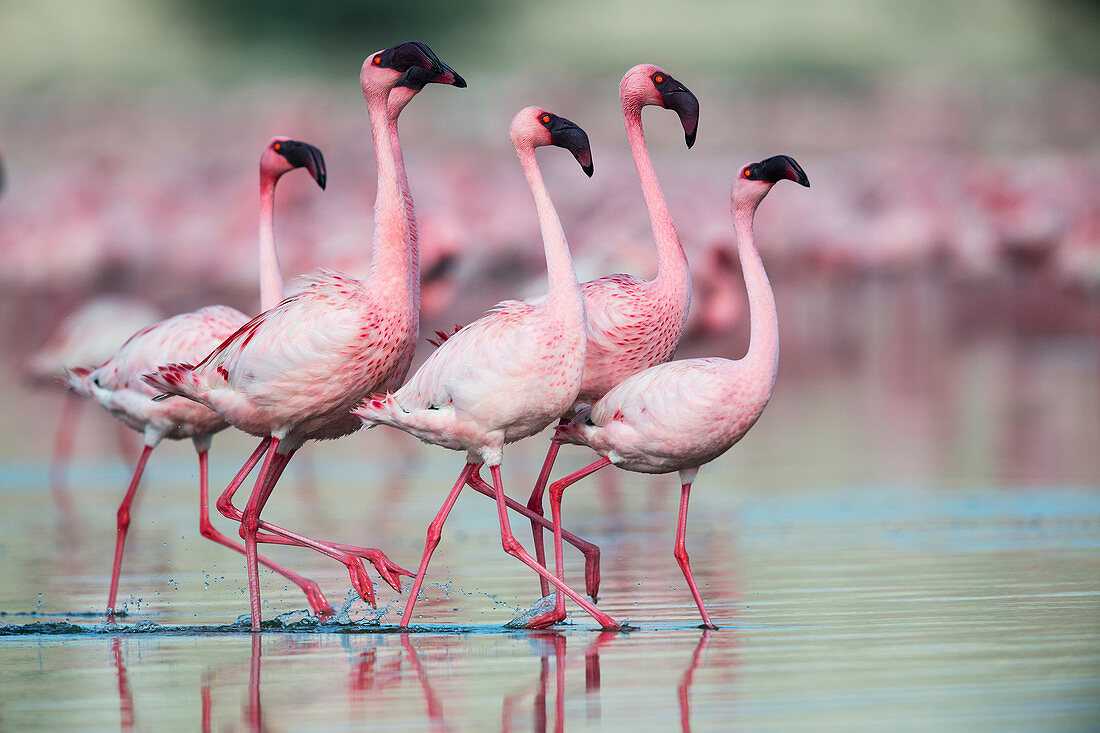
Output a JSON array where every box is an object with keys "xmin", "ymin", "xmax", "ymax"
[
  {"xmin": 63, "ymin": 137, "xmax": 327, "ymax": 617},
  {"xmin": 537, "ymin": 155, "xmax": 810, "ymax": 629},
  {"xmin": 144, "ymin": 41, "xmax": 465, "ymax": 630},
  {"xmin": 354, "ymin": 106, "xmax": 619, "ymax": 629},
  {"xmin": 28, "ymin": 296, "xmax": 165, "ymax": 489},
  {"xmin": 256, "ymin": 137, "xmax": 327, "ymax": 311},
  {"xmin": 525, "ymin": 64, "xmax": 700, "ymax": 597},
  {"xmin": 66, "ymin": 306, "xmax": 248, "ymax": 615}
]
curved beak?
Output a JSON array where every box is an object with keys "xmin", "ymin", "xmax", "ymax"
[
  {"xmin": 547, "ymin": 115, "xmax": 594, "ymax": 177},
  {"xmin": 283, "ymin": 142, "xmax": 327, "ymax": 190},
  {"xmin": 659, "ymin": 83, "xmax": 700, "ymax": 149},
  {"xmin": 759, "ymin": 154, "xmax": 809, "ymax": 187},
  {"xmin": 397, "ymin": 61, "xmax": 467, "ymax": 91},
  {"xmin": 392, "ymin": 41, "xmax": 465, "ymax": 89},
  {"xmin": 432, "ymin": 58, "xmax": 466, "ymax": 88}
]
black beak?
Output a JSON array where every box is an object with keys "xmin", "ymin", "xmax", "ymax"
[
  {"xmin": 280, "ymin": 141, "xmax": 327, "ymax": 190},
  {"xmin": 758, "ymin": 154, "xmax": 809, "ymax": 187},
  {"xmin": 547, "ymin": 115, "xmax": 594, "ymax": 177},
  {"xmin": 397, "ymin": 61, "xmax": 467, "ymax": 91},
  {"xmin": 433, "ymin": 57, "xmax": 466, "ymax": 88},
  {"xmin": 388, "ymin": 41, "xmax": 465, "ymax": 89},
  {"xmin": 658, "ymin": 79, "xmax": 699, "ymax": 149}
]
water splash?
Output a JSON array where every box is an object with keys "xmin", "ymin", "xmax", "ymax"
[{"xmin": 332, "ymin": 588, "xmax": 401, "ymax": 625}]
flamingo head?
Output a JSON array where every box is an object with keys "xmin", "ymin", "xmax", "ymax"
[
  {"xmin": 554, "ymin": 406, "xmax": 597, "ymax": 445},
  {"xmin": 742, "ymin": 155, "xmax": 809, "ymax": 187},
  {"xmin": 621, "ymin": 64, "xmax": 700, "ymax": 148},
  {"xmin": 362, "ymin": 41, "xmax": 457, "ymax": 96},
  {"xmin": 389, "ymin": 51, "xmax": 467, "ymax": 119},
  {"xmin": 512, "ymin": 107, "xmax": 594, "ymax": 177},
  {"xmin": 262, "ymin": 137, "xmax": 327, "ymax": 190},
  {"xmin": 733, "ymin": 154, "xmax": 810, "ymax": 210}
]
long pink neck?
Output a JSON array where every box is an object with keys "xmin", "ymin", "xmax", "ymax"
[
  {"xmin": 623, "ymin": 100, "xmax": 689, "ymax": 292},
  {"xmin": 516, "ymin": 145, "xmax": 581, "ymax": 307},
  {"xmin": 733, "ymin": 200, "xmax": 778, "ymax": 387},
  {"xmin": 388, "ymin": 98, "xmax": 420, "ymax": 311},
  {"xmin": 257, "ymin": 170, "xmax": 284, "ymax": 312},
  {"xmin": 365, "ymin": 84, "xmax": 414, "ymax": 304}
]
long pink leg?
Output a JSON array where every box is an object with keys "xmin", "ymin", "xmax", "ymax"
[
  {"xmin": 527, "ymin": 424, "xmax": 566, "ymax": 597},
  {"xmin": 245, "ymin": 449, "xmax": 396, "ymax": 601},
  {"xmin": 195, "ymin": 446, "xmax": 334, "ymax": 618},
  {"xmin": 241, "ymin": 439, "xmax": 283, "ymax": 630},
  {"xmin": 215, "ymin": 438, "xmax": 270, "ymax": 523},
  {"xmin": 400, "ymin": 463, "xmax": 475, "ymax": 628},
  {"xmin": 675, "ymin": 482, "xmax": 717, "ymax": 629},
  {"xmin": 489, "ymin": 465, "xmax": 620, "ymax": 630},
  {"xmin": 247, "ymin": 524, "xmax": 407, "ymax": 597},
  {"xmin": 215, "ymin": 439, "xmax": 313, "ymax": 545},
  {"xmin": 466, "ymin": 468, "xmax": 602, "ymax": 601},
  {"xmin": 530, "ymin": 457, "xmax": 612, "ymax": 628},
  {"xmin": 107, "ymin": 444, "xmax": 154, "ymax": 616},
  {"xmin": 244, "ymin": 446, "xmax": 385, "ymax": 608},
  {"xmin": 217, "ymin": 438, "xmax": 312, "ymax": 546},
  {"xmin": 219, "ymin": 439, "xmax": 406, "ymax": 596}
]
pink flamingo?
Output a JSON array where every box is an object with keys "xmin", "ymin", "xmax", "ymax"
[
  {"xmin": 256, "ymin": 137, "xmax": 327, "ymax": 311},
  {"xmin": 355, "ymin": 106, "xmax": 619, "ymax": 629},
  {"xmin": 63, "ymin": 137, "xmax": 327, "ymax": 617},
  {"xmin": 525, "ymin": 64, "xmax": 700, "ymax": 597},
  {"xmin": 539, "ymin": 155, "xmax": 810, "ymax": 629},
  {"xmin": 65, "ymin": 306, "xmax": 248, "ymax": 614},
  {"xmin": 28, "ymin": 296, "xmax": 165, "ymax": 488},
  {"xmin": 144, "ymin": 42, "xmax": 465, "ymax": 630}
]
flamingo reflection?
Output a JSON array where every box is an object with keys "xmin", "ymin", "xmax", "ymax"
[
  {"xmin": 110, "ymin": 637, "xmax": 135, "ymax": 731},
  {"xmin": 109, "ymin": 628, "xmax": 727, "ymax": 730},
  {"xmin": 678, "ymin": 630, "xmax": 710, "ymax": 733},
  {"xmin": 500, "ymin": 631, "xmax": 619, "ymax": 732},
  {"xmin": 400, "ymin": 635, "xmax": 448, "ymax": 728}
]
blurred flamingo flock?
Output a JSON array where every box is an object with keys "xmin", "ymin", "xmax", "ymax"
[{"xmin": 3, "ymin": 78, "xmax": 1099, "ymax": 349}]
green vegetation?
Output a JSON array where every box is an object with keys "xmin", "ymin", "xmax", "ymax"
[{"xmin": 0, "ymin": 0, "xmax": 1098, "ymax": 91}]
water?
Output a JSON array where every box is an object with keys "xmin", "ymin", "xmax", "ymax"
[{"xmin": 1, "ymin": 283, "xmax": 1099, "ymax": 730}]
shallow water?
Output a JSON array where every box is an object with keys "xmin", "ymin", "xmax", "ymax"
[{"xmin": 1, "ymin": 284, "xmax": 1099, "ymax": 730}]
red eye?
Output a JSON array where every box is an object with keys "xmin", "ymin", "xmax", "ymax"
[
  {"xmin": 542, "ymin": 115, "xmax": 551, "ymax": 123},
  {"xmin": 273, "ymin": 142, "xmax": 281, "ymax": 151},
  {"xmin": 373, "ymin": 56, "xmax": 381, "ymax": 65},
  {"xmin": 742, "ymin": 167, "xmax": 752, "ymax": 178},
  {"xmin": 654, "ymin": 74, "xmax": 664, "ymax": 84}
]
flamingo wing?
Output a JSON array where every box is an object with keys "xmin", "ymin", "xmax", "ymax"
[
  {"xmin": 590, "ymin": 357, "xmax": 729, "ymax": 431},
  {"xmin": 196, "ymin": 272, "xmax": 370, "ymax": 390},
  {"xmin": 96, "ymin": 306, "xmax": 248, "ymax": 393},
  {"xmin": 394, "ymin": 299, "xmax": 540, "ymax": 414},
  {"xmin": 579, "ymin": 274, "xmax": 655, "ymax": 342}
]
